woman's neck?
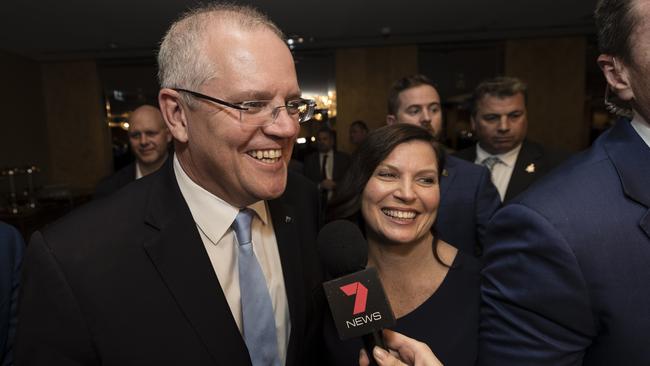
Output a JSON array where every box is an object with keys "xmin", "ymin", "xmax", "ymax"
[{"xmin": 366, "ymin": 232, "xmax": 436, "ymax": 275}]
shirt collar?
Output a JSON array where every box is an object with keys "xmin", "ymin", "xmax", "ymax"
[
  {"xmin": 475, "ymin": 143, "xmax": 522, "ymax": 167},
  {"xmin": 135, "ymin": 162, "xmax": 143, "ymax": 180},
  {"xmin": 173, "ymin": 155, "xmax": 268, "ymax": 246},
  {"xmin": 631, "ymin": 112, "xmax": 650, "ymax": 149}
]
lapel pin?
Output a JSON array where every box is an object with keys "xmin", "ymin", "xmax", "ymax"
[
  {"xmin": 285, "ymin": 216, "xmax": 293, "ymax": 224},
  {"xmin": 525, "ymin": 163, "xmax": 536, "ymax": 173},
  {"xmin": 442, "ymin": 169, "xmax": 449, "ymax": 177}
]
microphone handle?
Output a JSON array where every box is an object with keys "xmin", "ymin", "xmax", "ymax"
[{"xmin": 362, "ymin": 330, "xmax": 387, "ymax": 366}]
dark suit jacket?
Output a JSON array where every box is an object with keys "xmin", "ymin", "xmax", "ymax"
[
  {"xmin": 94, "ymin": 162, "xmax": 136, "ymax": 199},
  {"xmin": 0, "ymin": 222, "xmax": 24, "ymax": 366},
  {"xmin": 302, "ymin": 151, "xmax": 351, "ymax": 187},
  {"xmin": 436, "ymin": 156, "xmax": 501, "ymax": 256},
  {"xmin": 479, "ymin": 120, "xmax": 650, "ymax": 365},
  {"xmin": 16, "ymin": 160, "xmax": 323, "ymax": 366},
  {"xmin": 455, "ymin": 139, "xmax": 569, "ymax": 202}
]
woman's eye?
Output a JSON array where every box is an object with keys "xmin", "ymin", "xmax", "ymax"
[
  {"xmin": 418, "ymin": 177, "xmax": 437, "ymax": 185},
  {"xmin": 377, "ymin": 171, "xmax": 396, "ymax": 178}
]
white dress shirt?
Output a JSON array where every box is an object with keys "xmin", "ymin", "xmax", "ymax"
[
  {"xmin": 320, "ymin": 149, "xmax": 334, "ymax": 199},
  {"xmin": 135, "ymin": 162, "xmax": 143, "ymax": 180},
  {"xmin": 173, "ymin": 155, "xmax": 290, "ymax": 365},
  {"xmin": 631, "ymin": 112, "xmax": 650, "ymax": 149},
  {"xmin": 320, "ymin": 150, "xmax": 334, "ymax": 180},
  {"xmin": 475, "ymin": 144, "xmax": 522, "ymax": 201}
]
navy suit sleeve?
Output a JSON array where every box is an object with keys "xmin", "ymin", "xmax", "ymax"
[
  {"xmin": 1, "ymin": 223, "xmax": 24, "ymax": 366},
  {"xmin": 479, "ymin": 204, "xmax": 597, "ymax": 365},
  {"xmin": 15, "ymin": 232, "xmax": 98, "ymax": 365},
  {"xmin": 473, "ymin": 167, "xmax": 501, "ymax": 254}
]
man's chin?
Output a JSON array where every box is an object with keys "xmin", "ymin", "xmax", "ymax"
[
  {"xmin": 257, "ymin": 179, "xmax": 288, "ymax": 201},
  {"xmin": 138, "ymin": 155, "xmax": 162, "ymax": 165}
]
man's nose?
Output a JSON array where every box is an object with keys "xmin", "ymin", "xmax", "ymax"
[
  {"xmin": 421, "ymin": 109, "xmax": 432, "ymax": 122},
  {"xmin": 497, "ymin": 116, "xmax": 510, "ymax": 132},
  {"xmin": 264, "ymin": 108, "xmax": 299, "ymax": 138}
]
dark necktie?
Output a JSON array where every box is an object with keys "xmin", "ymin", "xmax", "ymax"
[
  {"xmin": 232, "ymin": 209, "xmax": 280, "ymax": 366},
  {"xmin": 321, "ymin": 154, "xmax": 329, "ymax": 180}
]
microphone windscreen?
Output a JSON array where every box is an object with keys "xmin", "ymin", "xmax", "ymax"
[{"xmin": 317, "ymin": 220, "xmax": 368, "ymax": 278}]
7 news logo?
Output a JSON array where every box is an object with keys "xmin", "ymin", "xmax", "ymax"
[{"xmin": 339, "ymin": 281, "xmax": 382, "ymax": 328}]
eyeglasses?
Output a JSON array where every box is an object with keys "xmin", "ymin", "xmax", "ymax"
[{"xmin": 173, "ymin": 88, "xmax": 316, "ymax": 126}]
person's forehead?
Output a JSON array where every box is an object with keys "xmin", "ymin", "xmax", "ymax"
[
  {"xmin": 129, "ymin": 113, "xmax": 163, "ymax": 131},
  {"xmin": 398, "ymin": 85, "xmax": 440, "ymax": 107},
  {"xmin": 202, "ymin": 24, "xmax": 298, "ymax": 96},
  {"xmin": 384, "ymin": 141, "xmax": 437, "ymax": 165}
]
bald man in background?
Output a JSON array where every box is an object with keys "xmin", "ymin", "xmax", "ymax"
[{"xmin": 95, "ymin": 105, "xmax": 171, "ymax": 198}]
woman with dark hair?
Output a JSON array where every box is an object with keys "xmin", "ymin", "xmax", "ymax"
[{"xmin": 323, "ymin": 124, "xmax": 481, "ymax": 366}]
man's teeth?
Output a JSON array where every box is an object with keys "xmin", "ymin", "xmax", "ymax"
[
  {"xmin": 249, "ymin": 149, "xmax": 282, "ymax": 162},
  {"xmin": 382, "ymin": 209, "xmax": 416, "ymax": 219}
]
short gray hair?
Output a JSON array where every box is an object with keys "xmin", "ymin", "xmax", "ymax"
[{"xmin": 157, "ymin": 3, "xmax": 284, "ymax": 105}]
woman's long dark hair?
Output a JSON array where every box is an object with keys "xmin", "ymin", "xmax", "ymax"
[{"xmin": 326, "ymin": 124, "xmax": 449, "ymax": 266}]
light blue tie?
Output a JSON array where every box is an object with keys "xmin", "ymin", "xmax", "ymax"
[{"xmin": 232, "ymin": 209, "xmax": 281, "ymax": 366}]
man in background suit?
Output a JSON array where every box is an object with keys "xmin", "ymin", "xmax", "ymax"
[
  {"xmin": 16, "ymin": 4, "xmax": 322, "ymax": 365},
  {"xmin": 387, "ymin": 75, "xmax": 501, "ymax": 256},
  {"xmin": 0, "ymin": 222, "xmax": 23, "ymax": 366},
  {"xmin": 455, "ymin": 77, "xmax": 568, "ymax": 202},
  {"xmin": 303, "ymin": 127, "xmax": 351, "ymax": 208},
  {"xmin": 479, "ymin": 0, "xmax": 650, "ymax": 364},
  {"xmin": 95, "ymin": 104, "xmax": 171, "ymax": 198}
]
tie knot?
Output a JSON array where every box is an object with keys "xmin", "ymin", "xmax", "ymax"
[
  {"xmin": 232, "ymin": 208, "xmax": 255, "ymax": 246},
  {"xmin": 481, "ymin": 156, "xmax": 501, "ymax": 171}
]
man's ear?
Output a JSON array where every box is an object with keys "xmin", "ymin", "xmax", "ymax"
[
  {"xmin": 386, "ymin": 114, "xmax": 397, "ymax": 125},
  {"xmin": 159, "ymin": 88, "xmax": 190, "ymax": 143},
  {"xmin": 597, "ymin": 54, "xmax": 634, "ymax": 101},
  {"xmin": 470, "ymin": 115, "xmax": 477, "ymax": 132}
]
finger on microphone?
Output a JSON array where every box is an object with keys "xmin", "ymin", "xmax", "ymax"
[
  {"xmin": 381, "ymin": 329, "xmax": 443, "ymax": 366},
  {"xmin": 359, "ymin": 348, "xmax": 370, "ymax": 366},
  {"xmin": 359, "ymin": 346, "xmax": 406, "ymax": 366}
]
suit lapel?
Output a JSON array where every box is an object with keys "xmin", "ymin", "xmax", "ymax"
[
  {"xmin": 142, "ymin": 163, "xmax": 250, "ymax": 365},
  {"xmin": 267, "ymin": 197, "xmax": 304, "ymax": 366},
  {"xmin": 505, "ymin": 141, "xmax": 542, "ymax": 202},
  {"xmin": 604, "ymin": 120, "xmax": 650, "ymax": 239}
]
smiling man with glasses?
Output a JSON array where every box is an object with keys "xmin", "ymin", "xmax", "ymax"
[{"xmin": 16, "ymin": 4, "xmax": 323, "ymax": 366}]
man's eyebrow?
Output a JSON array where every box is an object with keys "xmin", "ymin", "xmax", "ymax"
[
  {"xmin": 406, "ymin": 101, "xmax": 439, "ymax": 109},
  {"xmin": 287, "ymin": 91, "xmax": 303, "ymax": 100},
  {"xmin": 236, "ymin": 90, "xmax": 274, "ymax": 101},
  {"xmin": 234, "ymin": 90, "xmax": 303, "ymax": 101},
  {"xmin": 405, "ymin": 103, "xmax": 422, "ymax": 109}
]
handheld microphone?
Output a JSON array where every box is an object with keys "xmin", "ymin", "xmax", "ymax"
[{"xmin": 317, "ymin": 220, "xmax": 396, "ymax": 366}]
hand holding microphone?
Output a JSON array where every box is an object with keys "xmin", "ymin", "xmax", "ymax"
[{"xmin": 358, "ymin": 329, "xmax": 443, "ymax": 366}]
